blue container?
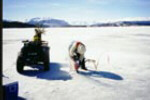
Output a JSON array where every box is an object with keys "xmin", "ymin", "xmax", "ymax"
[{"xmin": 3, "ymin": 77, "xmax": 19, "ymax": 100}]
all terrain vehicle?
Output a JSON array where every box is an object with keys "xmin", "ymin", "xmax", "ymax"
[{"xmin": 16, "ymin": 40, "xmax": 50, "ymax": 73}]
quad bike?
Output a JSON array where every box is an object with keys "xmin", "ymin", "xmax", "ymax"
[{"xmin": 16, "ymin": 40, "xmax": 50, "ymax": 73}]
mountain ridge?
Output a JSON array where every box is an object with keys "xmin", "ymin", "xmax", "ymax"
[
  {"xmin": 3, "ymin": 17, "xmax": 150, "ymax": 28},
  {"xmin": 27, "ymin": 17, "xmax": 70, "ymax": 27}
]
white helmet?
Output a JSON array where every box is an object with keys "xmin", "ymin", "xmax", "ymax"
[{"xmin": 77, "ymin": 44, "xmax": 86, "ymax": 55}]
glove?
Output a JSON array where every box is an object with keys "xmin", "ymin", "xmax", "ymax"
[{"xmin": 73, "ymin": 55, "xmax": 79, "ymax": 61}]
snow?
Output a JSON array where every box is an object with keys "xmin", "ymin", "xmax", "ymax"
[{"xmin": 3, "ymin": 26, "xmax": 150, "ymax": 100}]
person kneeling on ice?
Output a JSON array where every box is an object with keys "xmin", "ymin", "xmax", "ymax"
[{"xmin": 69, "ymin": 41, "xmax": 96, "ymax": 73}]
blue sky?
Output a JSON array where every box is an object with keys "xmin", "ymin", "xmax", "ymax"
[{"xmin": 3, "ymin": 0, "xmax": 150, "ymax": 24}]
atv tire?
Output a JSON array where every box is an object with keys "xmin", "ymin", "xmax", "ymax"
[
  {"xmin": 17, "ymin": 56, "xmax": 24, "ymax": 73},
  {"xmin": 43, "ymin": 47, "xmax": 50, "ymax": 71}
]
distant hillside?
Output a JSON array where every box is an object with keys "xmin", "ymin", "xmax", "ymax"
[
  {"xmin": 91, "ymin": 21, "xmax": 150, "ymax": 27},
  {"xmin": 3, "ymin": 18, "xmax": 150, "ymax": 28},
  {"xmin": 27, "ymin": 17, "xmax": 70, "ymax": 27},
  {"xmin": 3, "ymin": 21, "xmax": 36, "ymax": 28}
]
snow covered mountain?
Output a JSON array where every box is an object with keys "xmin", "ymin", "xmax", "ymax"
[
  {"xmin": 3, "ymin": 17, "xmax": 150, "ymax": 28},
  {"xmin": 27, "ymin": 17, "xmax": 70, "ymax": 27}
]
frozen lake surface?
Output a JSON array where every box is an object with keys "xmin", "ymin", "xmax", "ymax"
[{"xmin": 3, "ymin": 26, "xmax": 150, "ymax": 100}]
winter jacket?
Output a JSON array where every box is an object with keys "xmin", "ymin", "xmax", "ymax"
[
  {"xmin": 33, "ymin": 34, "xmax": 41, "ymax": 42},
  {"xmin": 69, "ymin": 41, "xmax": 85, "ymax": 61}
]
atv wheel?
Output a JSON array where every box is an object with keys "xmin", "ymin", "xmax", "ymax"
[
  {"xmin": 43, "ymin": 56, "xmax": 50, "ymax": 71},
  {"xmin": 43, "ymin": 48, "xmax": 50, "ymax": 71},
  {"xmin": 17, "ymin": 56, "xmax": 24, "ymax": 73}
]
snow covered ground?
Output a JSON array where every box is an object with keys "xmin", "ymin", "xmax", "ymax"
[{"xmin": 3, "ymin": 26, "xmax": 150, "ymax": 100}]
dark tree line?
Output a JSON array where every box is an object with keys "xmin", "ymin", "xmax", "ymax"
[{"xmin": 3, "ymin": 21, "xmax": 36, "ymax": 28}]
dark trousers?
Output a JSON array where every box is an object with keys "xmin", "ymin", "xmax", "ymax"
[{"xmin": 79, "ymin": 58, "xmax": 86, "ymax": 69}]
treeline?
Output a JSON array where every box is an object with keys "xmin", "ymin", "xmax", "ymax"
[{"xmin": 3, "ymin": 21, "xmax": 36, "ymax": 28}]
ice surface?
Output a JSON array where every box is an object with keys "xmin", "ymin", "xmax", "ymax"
[{"xmin": 3, "ymin": 26, "xmax": 150, "ymax": 100}]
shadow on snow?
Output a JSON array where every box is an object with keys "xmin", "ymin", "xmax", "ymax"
[
  {"xmin": 20, "ymin": 62, "xmax": 72, "ymax": 81},
  {"xmin": 79, "ymin": 70, "xmax": 123, "ymax": 80},
  {"xmin": 19, "ymin": 63, "xmax": 123, "ymax": 81},
  {"xmin": 18, "ymin": 96, "xmax": 26, "ymax": 100}
]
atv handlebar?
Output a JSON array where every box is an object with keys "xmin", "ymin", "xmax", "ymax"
[
  {"xmin": 22, "ymin": 40, "xmax": 48, "ymax": 46},
  {"xmin": 22, "ymin": 40, "xmax": 29, "ymax": 43}
]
